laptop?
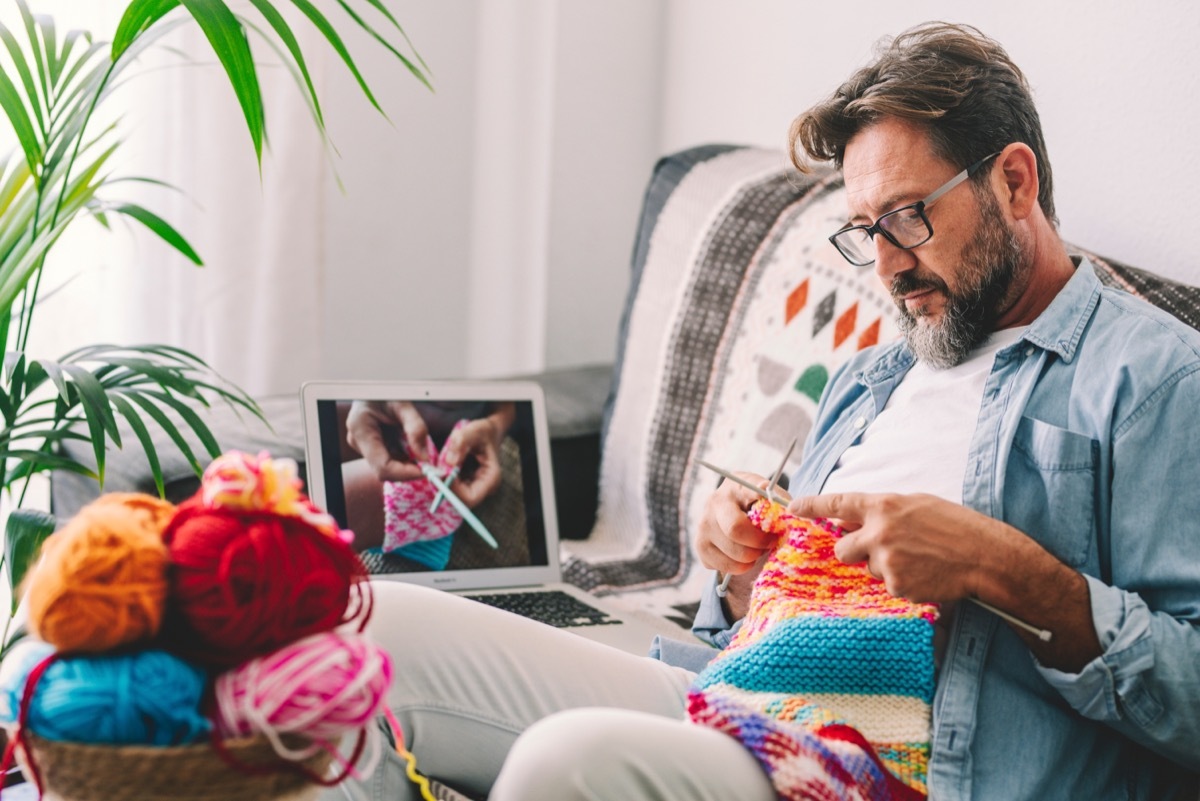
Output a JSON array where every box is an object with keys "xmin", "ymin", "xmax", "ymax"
[{"xmin": 299, "ymin": 379, "xmax": 680, "ymax": 655}]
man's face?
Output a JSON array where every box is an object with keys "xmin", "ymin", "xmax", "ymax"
[{"xmin": 841, "ymin": 119, "xmax": 1027, "ymax": 368}]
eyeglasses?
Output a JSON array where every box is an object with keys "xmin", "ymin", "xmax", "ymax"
[{"xmin": 828, "ymin": 151, "xmax": 1002, "ymax": 267}]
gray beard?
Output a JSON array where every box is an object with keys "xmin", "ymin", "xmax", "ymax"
[{"xmin": 896, "ymin": 203, "xmax": 1024, "ymax": 369}]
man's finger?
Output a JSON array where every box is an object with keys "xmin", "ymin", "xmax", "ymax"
[
  {"xmin": 788, "ymin": 492, "xmax": 869, "ymax": 522},
  {"xmin": 833, "ymin": 529, "xmax": 869, "ymax": 565}
]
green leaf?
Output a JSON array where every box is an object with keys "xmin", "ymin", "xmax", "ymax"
[
  {"xmin": 359, "ymin": 0, "xmax": 430, "ymax": 74},
  {"xmin": 3, "ymin": 450, "xmax": 98, "ymax": 483},
  {"xmin": 109, "ymin": 394, "xmax": 164, "ymax": 497},
  {"xmin": 112, "ymin": 0, "xmax": 181, "ymax": 61},
  {"xmin": 114, "ymin": 389, "xmax": 202, "ymax": 474},
  {"xmin": 0, "ymin": 56, "xmax": 43, "ymax": 177},
  {"xmin": 111, "ymin": 203, "xmax": 202, "ymax": 265},
  {"xmin": 61, "ymin": 363, "xmax": 121, "ymax": 441},
  {"xmin": 336, "ymin": 0, "xmax": 430, "ymax": 92},
  {"xmin": 49, "ymin": 28, "xmax": 86, "ymax": 89},
  {"xmin": 34, "ymin": 358, "xmax": 70, "ymax": 403},
  {"xmin": 0, "ymin": 155, "xmax": 33, "ymax": 217},
  {"xmin": 142, "ymin": 388, "xmax": 220, "ymax": 458},
  {"xmin": 245, "ymin": 0, "xmax": 324, "ymax": 129},
  {"xmin": 286, "ymin": 0, "xmax": 383, "ymax": 114},
  {"xmin": 3, "ymin": 508, "xmax": 55, "ymax": 614},
  {"xmin": 15, "ymin": 0, "xmax": 48, "ymax": 113},
  {"xmin": 0, "ymin": 22, "xmax": 46, "ymax": 135},
  {"xmin": 179, "ymin": 0, "xmax": 265, "ymax": 165}
]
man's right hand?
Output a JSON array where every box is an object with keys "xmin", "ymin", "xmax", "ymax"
[
  {"xmin": 345, "ymin": 400, "xmax": 430, "ymax": 482},
  {"xmin": 695, "ymin": 472, "xmax": 786, "ymax": 621}
]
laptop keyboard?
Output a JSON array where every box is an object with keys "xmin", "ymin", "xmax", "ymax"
[{"xmin": 463, "ymin": 590, "xmax": 623, "ymax": 628}]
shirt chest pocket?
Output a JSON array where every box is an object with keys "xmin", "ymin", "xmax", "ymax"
[{"xmin": 1003, "ymin": 416, "xmax": 1099, "ymax": 568}]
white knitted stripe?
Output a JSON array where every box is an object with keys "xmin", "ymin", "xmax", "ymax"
[{"xmin": 706, "ymin": 685, "xmax": 931, "ymax": 744}]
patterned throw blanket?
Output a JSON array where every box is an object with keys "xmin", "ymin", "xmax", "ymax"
[{"xmin": 687, "ymin": 500, "xmax": 938, "ymax": 800}]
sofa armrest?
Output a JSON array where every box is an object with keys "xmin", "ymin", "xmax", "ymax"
[{"xmin": 513, "ymin": 363, "xmax": 612, "ymax": 540}]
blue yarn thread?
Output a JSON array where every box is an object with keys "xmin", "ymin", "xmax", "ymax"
[{"xmin": 3, "ymin": 648, "xmax": 212, "ymax": 746}]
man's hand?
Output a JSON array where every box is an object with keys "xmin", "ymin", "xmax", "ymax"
[
  {"xmin": 443, "ymin": 418, "xmax": 503, "ymax": 508},
  {"xmin": 787, "ymin": 491, "xmax": 1103, "ymax": 671},
  {"xmin": 696, "ymin": 473, "xmax": 789, "ymax": 621},
  {"xmin": 787, "ymin": 492, "xmax": 998, "ymax": 603},
  {"xmin": 345, "ymin": 400, "xmax": 430, "ymax": 482}
]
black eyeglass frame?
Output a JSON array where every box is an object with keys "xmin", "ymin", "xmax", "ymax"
[{"xmin": 828, "ymin": 151, "xmax": 1003, "ymax": 267}]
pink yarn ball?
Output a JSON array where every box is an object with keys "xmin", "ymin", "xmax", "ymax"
[{"xmin": 213, "ymin": 631, "xmax": 392, "ymax": 745}]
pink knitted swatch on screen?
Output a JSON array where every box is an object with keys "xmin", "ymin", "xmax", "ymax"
[{"xmin": 381, "ymin": 421, "xmax": 466, "ymax": 552}]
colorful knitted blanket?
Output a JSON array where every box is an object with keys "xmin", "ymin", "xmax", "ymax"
[{"xmin": 688, "ymin": 500, "xmax": 938, "ymax": 800}]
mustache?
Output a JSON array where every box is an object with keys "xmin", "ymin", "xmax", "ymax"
[{"xmin": 890, "ymin": 272, "xmax": 949, "ymax": 302}]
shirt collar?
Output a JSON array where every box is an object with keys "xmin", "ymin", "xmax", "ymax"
[
  {"xmin": 858, "ymin": 255, "xmax": 1102, "ymax": 385},
  {"xmin": 1023, "ymin": 255, "xmax": 1101, "ymax": 364}
]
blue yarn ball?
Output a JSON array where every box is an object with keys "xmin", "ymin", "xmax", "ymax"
[
  {"xmin": 23, "ymin": 649, "xmax": 212, "ymax": 746},
  {"xmin": 0, "ymin": 638, "xmax": 55, "ymax": 724}
]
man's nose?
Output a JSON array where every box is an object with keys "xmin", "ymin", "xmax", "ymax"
[{"xmin": 873, "ymin": 234, "xmax": 916, "ymax": 284}]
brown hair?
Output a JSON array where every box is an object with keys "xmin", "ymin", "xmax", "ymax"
[{"xmin": 789, "ymin": 22, "xmax": 1056, "ymax": 223}]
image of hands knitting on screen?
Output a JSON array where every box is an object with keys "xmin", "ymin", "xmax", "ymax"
[{"xmin": 339, "ymin": 400, "xmax": 529, "ymax": 571}]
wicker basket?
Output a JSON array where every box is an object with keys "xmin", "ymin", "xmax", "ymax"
[{"xmin": 17, "ymin": 733, "xmax": 332, "ymax": 801}]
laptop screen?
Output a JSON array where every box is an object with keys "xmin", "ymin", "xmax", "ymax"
[{"xmin": 301, "ymin": 382, "xmax": 560, "ymax": 589}]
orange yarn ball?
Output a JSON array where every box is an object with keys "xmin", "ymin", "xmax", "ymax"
[{"xmin": 27, "ymin": 493, "xmax": 175, "ymax": 653}]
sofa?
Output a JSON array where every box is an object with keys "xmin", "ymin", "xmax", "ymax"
[{"xmin": 50, "ymin": 144, "xmax": 1200, "ymax": 634}]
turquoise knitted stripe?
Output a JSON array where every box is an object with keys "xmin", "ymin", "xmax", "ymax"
[{"xmin": 695, "ymin": 615, "xmax": 935, "ymax": 699}]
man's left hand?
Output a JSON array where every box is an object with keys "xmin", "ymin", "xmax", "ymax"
[
  {"xmin": 788, "ymin": 491, "xmax": 1103, "ymax": 671},
  {"xmin": 787, "ymin": 491, "xmax": 1011, "ymax": 603}
]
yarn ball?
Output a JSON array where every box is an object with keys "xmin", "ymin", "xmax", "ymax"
[
  {"xmin": 213, "ymin": 631, "xmax": 393, "ymax": 749},
  {"xmin": 11, "ymin": 648, "xmax": 211, "ymax": 746},
  {"xmin": 26, "ymin": 493, "xmax": 174, "ymax": 653},
  {"xmin": 162, "ymin": 452, "xmax": 369, "ymax": 667},
  {"xmin": 0, "ymin": 638, "xmax": 55, "ymax": 724}
]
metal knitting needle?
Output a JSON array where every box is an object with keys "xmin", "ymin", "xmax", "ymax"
[
  {"xmin": 702, "ymin": 438, "xmax": 796, "ymax": 598},
  {"xmin": 696, "ymin": 459, "xmax": 1053, "ymax": 641}
]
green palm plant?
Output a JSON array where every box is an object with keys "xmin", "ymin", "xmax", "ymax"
[{"xmin": 0, "ymin": 0, "xmax": 430, "ymax": 634}]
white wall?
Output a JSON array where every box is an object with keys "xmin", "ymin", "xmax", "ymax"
[
  {"xmin": 659, "ymin": 0, "xmax": 1200, "ymax": 285},
  {"xmin": 316, "ymin": 0, "xmax": 665, "ymax": 383}
]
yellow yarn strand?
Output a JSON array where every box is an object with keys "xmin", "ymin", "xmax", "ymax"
[{"xmin": 384, "ymin": 707, "xmax": 436, "ymax": 801}]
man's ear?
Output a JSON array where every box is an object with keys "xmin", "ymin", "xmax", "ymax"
[{"xmin": 996, "ymin": 143, "xmax": 1039, "ymax": 221}]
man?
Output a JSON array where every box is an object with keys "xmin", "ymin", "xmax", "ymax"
[{"xmin": 333, "ymin": 22, "xmax": 1200, "ymax": 801}]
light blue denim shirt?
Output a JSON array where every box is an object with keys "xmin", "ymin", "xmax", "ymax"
[{"xmin": 671, "ymin": 258, "xmax": 1200, "ymax": 800}]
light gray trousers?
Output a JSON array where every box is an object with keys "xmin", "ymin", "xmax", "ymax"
[{"xmin": 321, "ymin": 581, "xmax": 775, "ymax": 801}]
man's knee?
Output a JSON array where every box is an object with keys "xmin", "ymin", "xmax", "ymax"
[{"xmin": 491, "ymin": 708, "xmax": 649, "ymax": 800}]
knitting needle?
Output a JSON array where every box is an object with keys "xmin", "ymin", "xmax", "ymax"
[
  {"xmin": 420, "ymin": 463, "xmax": 499, "ymax": 549},
  {"xmin": 428, "ymin": 466, "xmax": 460, "ymax": 513},
  {"xmin": 696, "ymin": 459, "xmax": 1053, "ymax": 642},
  {"xmin": 701, "ymin": 439, "xmax": 795, "ymax": 598},
  {"xmin": 968, "ymin": 598, "xmax": 1052, "ymax": 642}
]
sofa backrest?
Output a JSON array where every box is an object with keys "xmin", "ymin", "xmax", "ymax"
[{"xmin": 562, "ymin": 145, "xmax": 1200, "ymax": 624}]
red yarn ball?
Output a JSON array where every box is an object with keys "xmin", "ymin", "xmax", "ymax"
[{"xmin": 162, "ymin": 500, "xmax": 369, "ymax": 667}]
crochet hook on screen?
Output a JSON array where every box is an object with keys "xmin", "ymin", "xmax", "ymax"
[{"xmin": 695, "ymin": 458, "xmax": 1052, "ymax": 642}]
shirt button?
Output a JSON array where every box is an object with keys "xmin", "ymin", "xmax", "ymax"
[
  {"xmin": 853, "ymin": 416, "xmax": 867, "ymax": 430},
  {"xmin": 1025, "ymin": 346, "xmax": 1035, "ymax": 356}
]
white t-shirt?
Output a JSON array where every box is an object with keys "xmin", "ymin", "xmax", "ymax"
[{"xmin": 820, "ymin": 327, "xmax": 1028, "ymax": 504}]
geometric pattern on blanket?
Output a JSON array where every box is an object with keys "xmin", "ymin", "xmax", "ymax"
[
  {"xmin": 688, "ymin": 500, "xmax": 937, "ymax": 800},
  {"xmin": 562, "ymin": 146, "xmax": 899, "ymax": 620}
]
